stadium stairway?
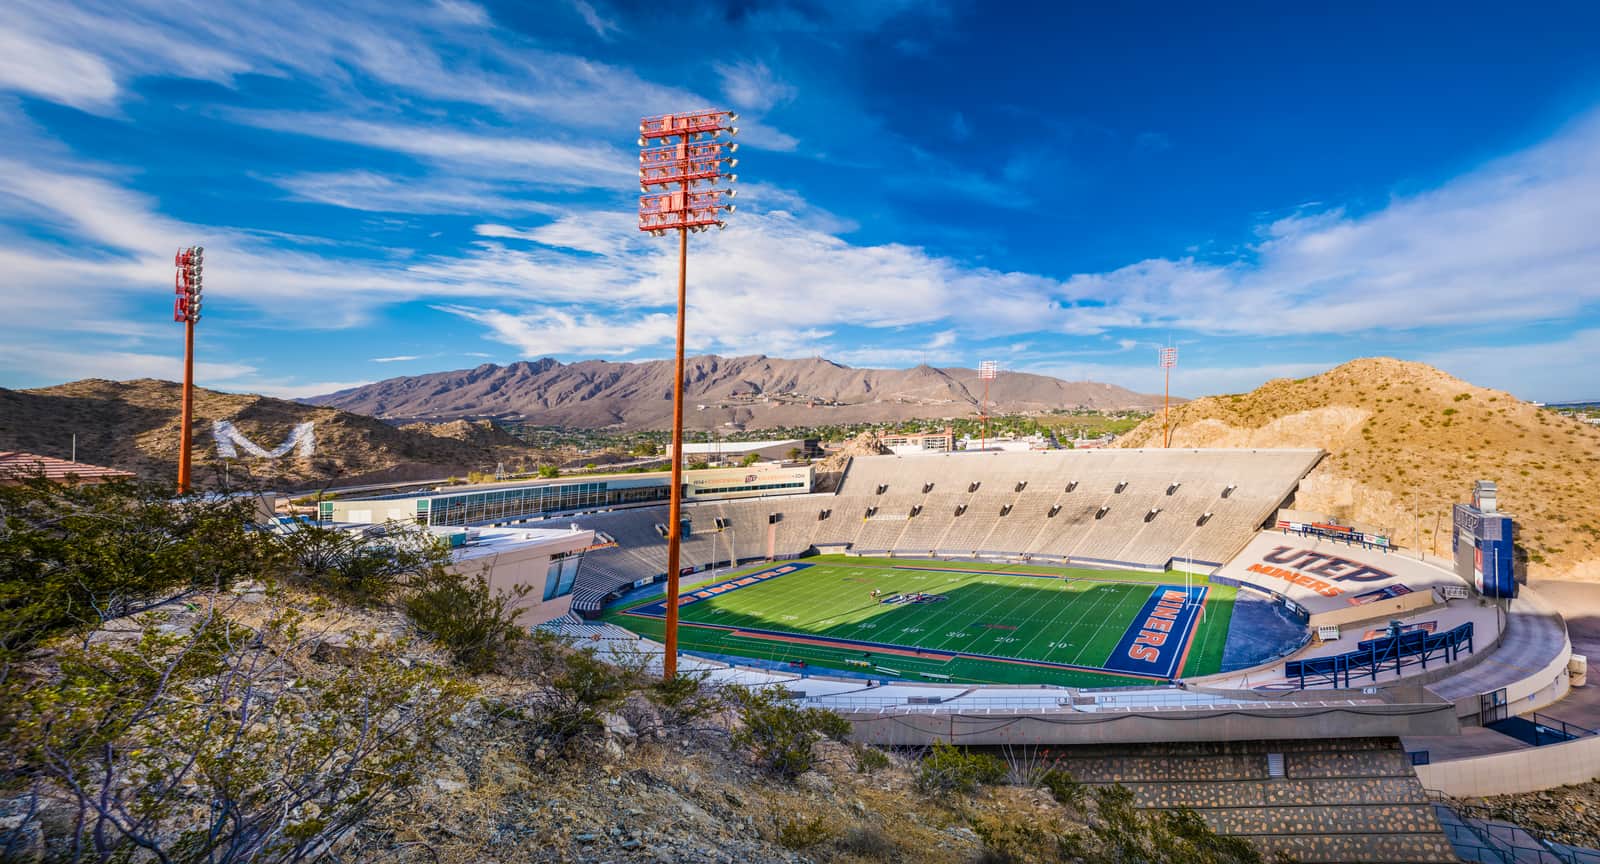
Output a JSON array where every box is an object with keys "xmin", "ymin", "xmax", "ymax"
[{"xmin": 1431, "ymin": 803, "xmax": 1600, "ymax": 863}]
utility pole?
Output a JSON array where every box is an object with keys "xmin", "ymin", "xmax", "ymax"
[{"xmin": 1414, "ymin": 489, "xmax": 1422, "ymax": 561}]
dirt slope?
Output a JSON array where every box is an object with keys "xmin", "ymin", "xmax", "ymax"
[
  {"xmin": 308, "ymin": 354, "xmax": 1168, "ymax": 428},
  {"xmin": 1117, "ymin": 357, "xmax": 1600, "ymax": 582},
  {"xmin": 0, "ymin": 379, "xmax": 541, "ymax": 490}
]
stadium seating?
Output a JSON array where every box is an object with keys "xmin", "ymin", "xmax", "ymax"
[{"xmin": 531, "ymin": 448, "xmax": 1320, "ymax": 610}]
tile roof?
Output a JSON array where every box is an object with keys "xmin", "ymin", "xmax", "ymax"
[{"xmin": 0, "ymin": 451, "xmax": 136, "ymax": 484}]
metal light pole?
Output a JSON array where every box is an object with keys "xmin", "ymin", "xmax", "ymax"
[
  {"xmin": 1159, "ymin": 346, "xmax": 1177, "ymax": 448},
  {"xmin": 173, "ymin": 246, "xmax": 204, "ymax": 493},
  {"xmin": 979, "ymin": 360, "xmax": 998, "ymax": 451},
  {"xmin": 638, "ymin": 109, "xmax": 739, "ymax": 679}
]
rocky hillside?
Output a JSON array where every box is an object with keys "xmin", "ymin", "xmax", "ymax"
[
  {"xmin": 0, "ymin": 379, "xmax": 541, "ymax": 489},
  {"xmin": 1116, "ymin": 358, "xmax": 1600, "ymax": 581},
  {"xmin": 307, "ymin": 355, "xmax": 1167, "ymax": 429}
]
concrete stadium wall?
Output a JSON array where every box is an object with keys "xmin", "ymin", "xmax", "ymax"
[
  {"xmin": 838, "ymin": 703, "xmax": 1459, "ymax": 747},
  {"xmin": 1416, "ymin": 732, "xmax": 1600, "ymax": 797},
  {"xmin": 1310, "ymin": 589, "xmax": 1441, "ymax": 631}
]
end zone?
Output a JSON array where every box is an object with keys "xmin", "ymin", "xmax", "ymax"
[{"xmin": 1102, "ymin": 585, "xmax": 1207, "ymax": 678}]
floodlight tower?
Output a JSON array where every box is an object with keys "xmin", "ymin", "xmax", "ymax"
[
  {"xmin": 1159, "ymin": 346, "xmax": 1178, "ymax": 448},
  {"xmin": 638, "ymin": 109, "xmax": 739, "ymax": 680},
  {"xmin": 173, "ymin": 246, "xmax": 205, "ymax": 493},
  {"xmin": 979, "ymin": 360, "xmax": 998, "ymax": 451}
]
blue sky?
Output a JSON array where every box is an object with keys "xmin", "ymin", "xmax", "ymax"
[{"xmin": 2, "ymin": 1, "xmax": 1600, "ymax": 401}]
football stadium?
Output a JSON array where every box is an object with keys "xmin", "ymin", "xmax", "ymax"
[
  {"xmin": 330, "ymin": 447, "xmax": 1564, "ymax": 860},
  {"xmin": 604, "ymin": 557, "xmax": 1228, "ymax": 687}
]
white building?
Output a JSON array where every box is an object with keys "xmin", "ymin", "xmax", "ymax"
[{"xmin": 445, "ymin": 525, "xmax": 598, "ymax": 626}]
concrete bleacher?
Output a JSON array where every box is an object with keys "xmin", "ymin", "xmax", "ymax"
[
  {"xmin": 894, "ymin": 491, "xmax": 963, "ymax": 553},
  {"xmin": 544, "ymin": 448, "xmax": 1320, "ymax": 616}
]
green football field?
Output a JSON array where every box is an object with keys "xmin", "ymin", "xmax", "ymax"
[{"xmin": 603, "ymin": 555, "xmax": 1235, "ymax": 687}]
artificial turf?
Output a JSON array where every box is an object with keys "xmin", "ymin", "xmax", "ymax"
[{"xmin": 602, "ymin": 555, "xmax": 1236, "ymax": 687}]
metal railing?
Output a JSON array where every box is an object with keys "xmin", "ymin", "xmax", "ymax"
[
  {"xmin": 1430, "ymin": 800, "xmax": 1595, "ymax": 864},
  {"xmin": 1528, "ymin": 711, "xmax": 1598, "ymax": 743}
]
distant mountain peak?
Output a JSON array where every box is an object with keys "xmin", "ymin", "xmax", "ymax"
[{"xmin": 306, "ymin": 353, "xmax": 1166, "ymax": 429}]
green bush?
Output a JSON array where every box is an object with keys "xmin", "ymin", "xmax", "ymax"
[
  {"xmin": 276, "ymin": 521, "xmax": 450, "ymax": 604},
  {"xmin": 401, "ymin": 566, "xmax": 528, "ymax": 673},
  {"xmin": 1088, "ymin": 785, "xmax": 1264, "ymax": 863},
  {"xmin": 504, "ymin": 631, "xmax": 642, "ymax": 750},
  {"xmin": 1039, "ymin": 767, "xmax": 1087, "ymax": 812},
  {"xmin": 916, "ymin": 740, "xmax": 1008, "ymax": 794},
  {"xmin": 646, "ymin": 668, "xmax": 721, "ymax": 728},
  {"xmin": 776, "ymin": 814, "xmax": 833, "ymax": 849},
  {"xmin": 5, "ymin": 601, "xmax": 471, "ymax": 863},
  {"xmin": 851, "ymin": 742, "xmax": 891, "ymax": 774},
  {"xmin": 729, "ymin": 686, "xmax": 850, "ymax": 778},
  {"xmin": 833, "ymin": 825, "xmax": 898, "ymax": 859},
  {"xmin": 970, "ymin": 813, "xmax": 1063, "ymax": 863},
  {"xmin": 0, "ymin": 478, "xmax": 268, "ymax": 661}
]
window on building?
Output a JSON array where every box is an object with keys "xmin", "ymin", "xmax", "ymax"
[{"xmin": 543, "ymin": 550, "xmax": 584, "ymax": 601}]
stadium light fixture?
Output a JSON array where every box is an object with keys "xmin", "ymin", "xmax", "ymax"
[
  {"xmin": 173, "ymin": 245, "xmax": 205, "ymax": 493},
  {"xmin": 979, "ymin": 360, "xmax": 999, "ymax": 452},
  {"xmin": 638, "ymin": 109, "xmax": 739, "ymax": 680},
  {"xmin": 1159, "ymin": 346, "xmax": 1178, "ymax": 448}
]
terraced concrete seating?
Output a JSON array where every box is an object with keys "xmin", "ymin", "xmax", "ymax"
[
  {"xmin": 539, "ymin": 615, "xmax": 638, "ymax": 642},
  {"xmin": 1029, "ymin": 501, "xmax": 1102, "ymax": 557},
  {"xmin": 852, "ymin": 515, "xmax": 909, "ymax": 554},
  {"xmin": 939, "ymin": 492, "xmax": 1012, "ymax": 553},
  {"xmin": 895, "ymin": 492, "xmax": 963, "ymax": 552},
  {"xmin": 981, "ymin": 491, "xmax": 1054, "ymax": 552},
  {"xmin": 554, "ymin": 448, "xmax": 1321, "ymax": 615}
]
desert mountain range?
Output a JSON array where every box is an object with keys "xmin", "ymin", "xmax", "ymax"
[
  {"xmin": 8, "ymin": 358, "xmax": 1591, "ymax": 583},
  {"xmin": 306, "ymin": 355, "xmax": 1166, "ymax": 429},
  {"xmin": 0, "ymin": 379, "xmax": 535, "ymax": 490},
  {"xmin": 1117, "ymin": 357, "xmax": 1600, "ymax": 582}
]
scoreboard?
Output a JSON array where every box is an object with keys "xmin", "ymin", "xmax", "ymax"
[{"xmin": 1452, "ymin": 482, "xmax": 1516, "ymax": 598}]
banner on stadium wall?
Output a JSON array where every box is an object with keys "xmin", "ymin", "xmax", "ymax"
[{"xmin": 1276, "ymin": 513, "xmax": 1390, "ymax": 549}]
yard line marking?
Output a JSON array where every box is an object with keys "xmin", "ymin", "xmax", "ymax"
[{"xmin": 1014, "ymin": 580, "xmax": 1093, "ymax": 660}]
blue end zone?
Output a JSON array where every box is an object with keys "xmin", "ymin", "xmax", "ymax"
[
  {"xmin": 627, "ymin": 562, "xmax": 812, "ymax": 618},
  {"xmin": 1101, "ymin": 584, "xmax": 1207, "ymax": 678}
]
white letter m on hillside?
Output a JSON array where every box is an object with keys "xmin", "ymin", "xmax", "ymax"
[{"xmin": 213, "ymin": 420, "xmax": 315, "ymax": 459}]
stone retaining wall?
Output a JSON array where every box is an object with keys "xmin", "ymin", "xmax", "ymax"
[{"xmin": 1040, "ymin": 738, "xmax": 1454, "ymax": 863}]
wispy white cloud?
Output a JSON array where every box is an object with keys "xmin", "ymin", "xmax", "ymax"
[
  {"xmin": 1423, "ymin": 329, "xmax": 1600, "ymax": 402},
  {"xmin": 1059, "ymin": 112, "xmax": 1600, "ymax": 336},
  {"xmin": 569, "ymin": 0, "xmax": 620, "ymax": 40},
  {"xmin": 270, "ymin": 171, "xmax": 564, "ymax": 216},
  {"xmin": 436, "ymin": 305, "xmax": 676, "ymax": 356},
  {"xmin": 829, "ymin": 345, "xmax": 959, "ymax": 367},
  {"xmin": 0, "ymin": 26, "xmax": 119, "ymax": 111},
  {"xmin": 1016, "ymin": 357, "xmax": 1333, "ymax": 399},
  {"xmin": 717, "ymin": 60, "xmax": 797, "ymax": 111},
  {"xmin": 371, "ymin": 355, "xmax": 421, "ymax": 363},
  {"xmin": 236, "ymin": 115, "xmax": 636, "ymax": 187},
  {"xmin": 0, "ymin": 343, "xmax": 256, "ymax": 384}
]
